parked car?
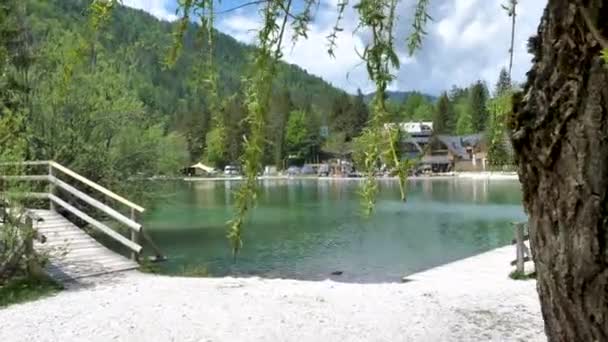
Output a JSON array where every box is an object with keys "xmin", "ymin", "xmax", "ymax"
[
  {"xmin": 347, "ymin": 171, "xmax": 363, "ymax": 178},
  {"xmin": 318, "ymin": 164, "xmax": 330, "ymax": 177},
  {"xmin": 286, "ymin": 166, "xmax": 301, "ymax": 176},
  {"xmin": 224, "ymin": 165, "xmax": 240, "ymax": 176},
  {"xmin": 300, "ymin": 165, "xmax": 316, "ymax": 175}
]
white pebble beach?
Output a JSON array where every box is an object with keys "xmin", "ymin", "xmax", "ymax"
[{"xmin": 0, "ymin": 245, "xmax": 545, "ymax": 342}]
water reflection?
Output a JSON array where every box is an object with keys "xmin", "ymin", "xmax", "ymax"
[{"xmin": 144, "ymin": 178, "xmax": 525, "ymax": 283}]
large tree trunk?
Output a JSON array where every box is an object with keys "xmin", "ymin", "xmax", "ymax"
[{"xmin": 511, "ymin": 0, "xmax": 608, "ymax": 341}]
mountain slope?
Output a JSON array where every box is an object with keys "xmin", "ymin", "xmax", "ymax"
[
  {"xmin": 27, "ymin": 0, "xmax": 348, "ymax": 120},
  {"xmin": 364, "ymin": 91, "xmax": 437, "ymax": 104}
]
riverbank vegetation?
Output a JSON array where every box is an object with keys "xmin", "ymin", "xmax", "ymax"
[{"xmin": 0, "ymin": 276, "xmax": 62, "ymax": 308}]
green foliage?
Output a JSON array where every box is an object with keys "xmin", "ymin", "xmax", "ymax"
[
  {"xmin": 267, "ymin": 90, "xmax": 293, "ymax": 168},
  {"xmin": 32, "ymin": 0, "xmax": 345, "ymax": 163},
  {"xmin": 0, "ymin": 276, "xmax": 62, "ymax": 308},
  {"xmin": 433, "ymin": 92, "xmax": 454, "ymax": 134},
  {"xmin": 205, "ymin": 126, "xmax": 228, "ymax": 168},
  {"xmin": 324, "ymin": 132, "xmax": 351, "ymax": 158},
  {"xmin": 509, "ymin": 270, "xmax": 536, "ymax": 280},
  {"xmin": 407, "ymin": 0, "xmax": 432, "ymax": 55},
  {"xmin": 138, "ymin": 258, "xmax": 161, "ymax": 274},
  {"xmin": 179, "ymin": 264, "xmax": 211, "ymax": 277},
  {"xmin": 285, "ymin": 110, "xmax": 310, "ymax": 157},
  {"xmin": 355, "ymin": 0, "xmax": 400, "ymax": 212},
  {"xmin": 0, "ymin": 0, "xmax": 28, "ymax": 157},
  {"xmin": 351, "ymin": 89, "xmax": 370, "ymax": 136},
  {"xmin": 399, "ymin": 91, "xmax": 434, "ymax": 121},
  {"xmin": 413, "ymin": 101, "xmax": 434, "ymax": 121},
  {"xmin": 292, "ymin": 0, "xmax": 317, "ymax": 44},
  {"xmin": 487, "ymin": 91, "xmax": 513, "ymax": 167},
  {"xmin": 495, "ymin": 67, "xmax": 512, "ymax": 97},
  {"xmin": 330, "ymin": 90, "xmax": 369, "ymax": 141},
  {"xmin": 602, "ymin": 48, "xmax": 608, "ymax": 66},
  {"xmin": 327, "ymin": 0, "xmax": 348, "ymax": 57},
  {"xmin": 227, "ymin": 0, "xmax": 292, "ymax": 257},
  {"xmin": 92, "ymin": 0, "xmax": 431, "ymax": 255},
  {"xmin": 30, "ymin": 31, "xmax": 150, "ymax": 183},
  {"xmin": 455, "ymin": 98, "xmax": 474, "ymax": 135},
  {"xmin": 469, "ymin": 81, "xmax": 489, "ymax": 132}
]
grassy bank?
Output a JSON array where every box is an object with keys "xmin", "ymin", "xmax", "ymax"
[{"xmin": 0, "ymin": 277, "xmax": 63, "ymax": 308}]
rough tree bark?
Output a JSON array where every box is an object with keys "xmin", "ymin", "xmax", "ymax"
[{"xmin": 511, "ymin": 0, "xmax": 608, "ymax": 341}]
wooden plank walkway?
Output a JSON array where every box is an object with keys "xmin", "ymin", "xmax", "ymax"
[{"xmin": 32, "ymin": 209, "xmax": 139, "ymax": 282}]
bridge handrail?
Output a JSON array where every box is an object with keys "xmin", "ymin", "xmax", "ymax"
[
  {"xmin": 49, "ymin": 175, "xmax": 142, "ymax": 232},
  {"xmin": 0, "ymin": 160, "xmax": 164, "ymax": 261},
  {"xmin": 49, "ymin": 161, "xmax": 145, "ymax": 213},
  {"xmin": 48, "ymin": 194, "xmax": 142, "ymax": 254}
]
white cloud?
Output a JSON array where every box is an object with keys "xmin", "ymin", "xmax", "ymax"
[
  {"xmin": 391, "ymin": 0, "xmax": 546, "ymax": 95},
  {"xmin": 214, "ymin": 0, "xmax": 546, "ymax": 95},
  {"xmin": 122, "ymin": 0, "xmax": 177, "ymax": 22},
  {"xmin": 217, "ymin": 1, "xmax": 371, "ymax": 93},
  {"xmin": 149, "ymin": 0, "xmax": 548, "ymax": 95}
]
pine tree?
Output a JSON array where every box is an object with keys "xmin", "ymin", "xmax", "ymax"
[
  {"xmin": 329, "ymin": 93, "xmax": 355, "ymax": 140},
  {"xmin": 494, "ymin": 67, "xmax": 512, "ymax": 97},
  {"xmin": 455, "ymin": 102, "xmax": 474, "ymax": 135},
  {"xmin": 400, "ymin": 91, "xmax": 427, "ymax": 120},
  {"xmin": 285, "ymin": 110, "xmax": 309, "ymax": 158},
  {"xmin": 351, "ymin": 89, "xmax": 369, "ymax": 137},
  {"xmin": 469, "ymin": 81, "xmax": 489, "ymax": 132},
  {"xmin": 268, "ymin": 89, "xmax": 293, "ymax": 168},
  {"xmin": 433, "ymin": 92, "xmax": 453, "ymax": 134}
]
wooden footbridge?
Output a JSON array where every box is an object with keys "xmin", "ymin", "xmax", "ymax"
[{"xmin": 1, "ymin": 161, "xmax": 165, "ymax": 282}]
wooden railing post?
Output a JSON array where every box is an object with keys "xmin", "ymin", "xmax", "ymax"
[
  {"xmin": 24, "ymin": 215, "xmax": 44, "ymax": 279},
  {"xmin": 515, "ymin": 222, "xmax": 525, "ymax": 273},
  {"xmin": 130, "ymin": 208, "xmax": 138, "ymax": 261},
  {"xmin": 49, "ymin": 163, "xmax": 55, "ymax": 211}
]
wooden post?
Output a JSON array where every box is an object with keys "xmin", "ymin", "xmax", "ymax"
[
  {"xmin": 130, "ymin": 208, "xmax": 138, "ymax": 261},
  {"xmin": 515, "ymin": 222, "xmax": 525, "ymax": 273},
  {"xmin": 49, "ymin": 163, "xmax": 55, "ymax": 211},
  {"xmin": 24, "ymin": 216, "xmax": 44, "ymax": 279}
]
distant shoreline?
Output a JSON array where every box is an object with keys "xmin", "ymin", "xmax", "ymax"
[{"xmin": 180, "ymin": 171, "xmax": 519, "ymax": 182}]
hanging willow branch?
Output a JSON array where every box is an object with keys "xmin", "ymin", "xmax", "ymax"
[
  {"xmin": 327, "ymin": 0, "xmax": 349, "ymax": 57},
  {"xmin": 227, "ymin": 0, "xmax": 294, "ymax": 258},
  {"xmin": 89, "ymin": 0, "xmax": 120, "ymax": 30},
  {"xmin": 292, "ymin": 0, "xmax": 319, "ymax": 44},
  {"xmin": 407, "ymin": 0, "xmax": 431, "ymax": 55},
  {"xmin": 353, "ymin": 0, "xmax": 403, "ymax": 214},
  {"xmin": 91, "ymin": 0, "xmax": 434, "ymax": 256}
]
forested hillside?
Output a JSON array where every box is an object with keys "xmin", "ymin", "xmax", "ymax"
[
  {"xmin": 20, "ymin": 0, "xmax": 352, "ymax": 174},
  {"xmin": 363, "ymin": 91, "xmax": 436, "ymax": 105},
  {"xmin": 3, "ymin": 0, "xmax": 510, "ymax": 183}
]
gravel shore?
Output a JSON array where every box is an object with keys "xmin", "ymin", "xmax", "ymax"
[{"xmin": 0, "ymin": 245, "xmax": 544, "ymax": 342}]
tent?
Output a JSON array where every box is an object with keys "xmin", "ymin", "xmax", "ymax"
[{"xmin": 184, "ymin": 163, "xmax": 218, "ymax": 176}]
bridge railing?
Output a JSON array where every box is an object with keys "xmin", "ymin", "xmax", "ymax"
[
  {"xmin": 0, "ymin": 160, "xmax": 165, "ymax": 262},
  {"xmin": 510, "ymin": 221, "xmax": 531, "ymax": 273}
]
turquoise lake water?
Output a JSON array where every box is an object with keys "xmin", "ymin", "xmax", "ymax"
[{"xmin": 143, "ymin": 178, "xmax": 525, "ymax": 282}]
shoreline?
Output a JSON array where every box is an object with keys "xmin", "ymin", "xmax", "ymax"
[
  {"xmin": 0, "ymin": 244, "xmax": 544, "ymax": 341},
  {"xmin": 182, "ymin": 171, "xmax": 519, "ymax": 182}
]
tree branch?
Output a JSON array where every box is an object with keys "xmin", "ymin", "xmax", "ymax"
[
  {"xmin": 214, "ymin": 0, "xmax": 268, "ymax": 15},
  {"xmin": 579, "ymin": 5, "xmax": 608, "ymax": 49}
]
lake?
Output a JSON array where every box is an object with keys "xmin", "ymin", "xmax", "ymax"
[{"xmin": 144, "ymin": 178, "xmax": 525, "ymax": 282}]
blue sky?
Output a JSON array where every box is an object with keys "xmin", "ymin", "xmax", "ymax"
[{"xmin": 122, "ymin": 0, "xmax": 546, "ymax": 95}]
